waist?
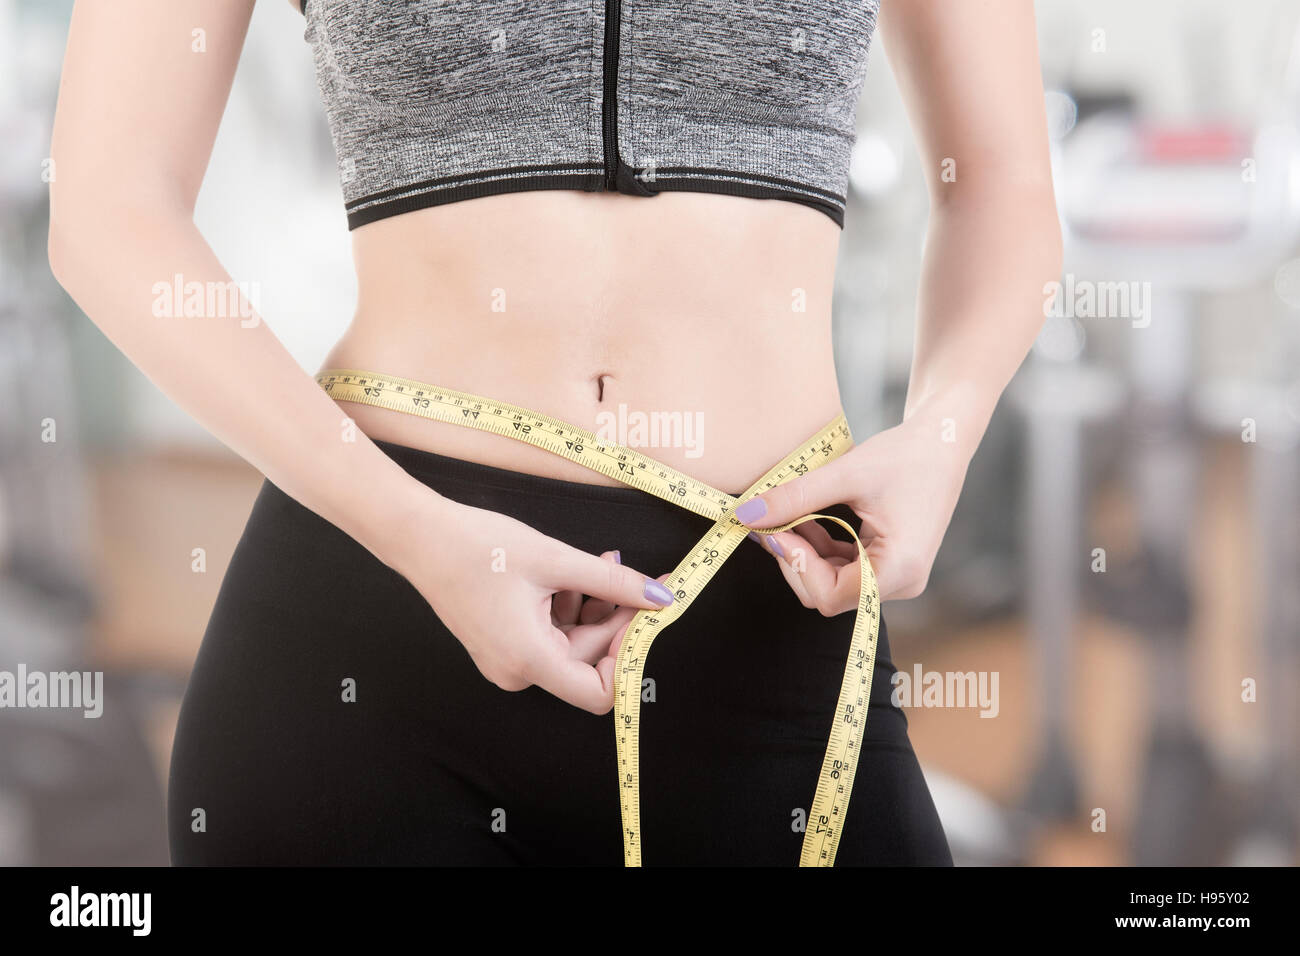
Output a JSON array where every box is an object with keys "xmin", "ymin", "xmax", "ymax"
[
  {"xmin": 322, "ymin": 204, "xmax": 846, "ymax": 491},
  {"xmin": 320, "ymin": 340, "xmax": 844, "ymax": 492}
]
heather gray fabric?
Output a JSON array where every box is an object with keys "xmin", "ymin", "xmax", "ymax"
[{"xmin": 300, "ymin": 0, "xmax": 882, "ymax": 228}]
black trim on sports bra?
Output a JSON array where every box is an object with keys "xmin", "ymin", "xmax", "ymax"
[{"xmin": 300, "ymin": 1, "xmax": 880, "ymax": 230}]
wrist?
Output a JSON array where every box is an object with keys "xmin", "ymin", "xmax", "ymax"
[
  {"xmin": 901, "ymin": 379, "xmax": 1000, "ymax": 464},
  {"xmin": 346, "ymin": 464, "xmax": 456, "ymax": 576}
]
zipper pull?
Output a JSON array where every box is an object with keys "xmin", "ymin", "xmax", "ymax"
[{"xmin": 614, "ymin": 158, "xmax": 660, "ymax": 197}]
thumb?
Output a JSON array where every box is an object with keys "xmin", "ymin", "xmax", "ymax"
[{"xmin": 733, "ymin": 456, "xmax": 855, "ymax": 529}]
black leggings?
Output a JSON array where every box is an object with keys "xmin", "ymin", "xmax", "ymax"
[{"xmin": 167, "ymin": 439, "xmax": 952, "ymax": 866}]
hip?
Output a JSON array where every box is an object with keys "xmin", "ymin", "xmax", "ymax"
[
  {"xmin": 177, "ymin": 438, "xmax": 902, "ymax": 735},
  {"xmin": 167, "ymin": 440, "xmax": 931, "ymax": 864}
]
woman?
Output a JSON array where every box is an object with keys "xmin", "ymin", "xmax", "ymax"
[{"xmin": 48, "ymin": 0, "xmax": 1060, "ymax": 865}]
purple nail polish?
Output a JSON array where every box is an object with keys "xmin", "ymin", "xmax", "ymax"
[
  {"xmin": 765, "ymin": 535, "xmax": 785, "ymax": 558},
  {"xmin": 613, "ymin": 550, "xmax": 622, "ymax": 565},
  {"xmin": 746, "ymin": 531, "xmax": 762, "ymax": 546},
  {"xmin": 644, "ymin": 579, "xmax": 674, "ymax": 606},
  {"xmin": 735, "ymin": 497, "xmax": 767, "ymax": 524}
]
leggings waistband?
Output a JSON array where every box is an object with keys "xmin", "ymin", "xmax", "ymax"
[{"xmin": 372, "ymin": 438, "xmax": 748, "ymax": 507}]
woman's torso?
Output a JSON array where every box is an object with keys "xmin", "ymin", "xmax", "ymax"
[{"xmin": 321, "ymin": 189, "xmax": 847, "ymax": 492}]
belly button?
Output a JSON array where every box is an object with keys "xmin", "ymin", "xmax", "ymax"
[{"xmin": 595, "ymin": 373, "xmax": 612, "ymax": 402}]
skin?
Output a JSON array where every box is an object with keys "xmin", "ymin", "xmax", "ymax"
[
  {"xmin": 739, "ymin": 0, "xmax": 1063, "ymax": 610},
  {"xmin": 47, "ymin": 0, "xmax": 1060, "ymax": 713}
]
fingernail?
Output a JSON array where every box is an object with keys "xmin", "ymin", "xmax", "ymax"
[
  {"xmin": 765, "ymin": 535, "xmax": 785, "ymax": 558},
  {"xmin": 644, "ymin": 579, "xmax": 674, "ymax": 606},
  {"xmin": 735, "ymin": 497, "xmax": 767, "ymax": 524},
  {"xmin": 613, "ymin": 550, "xmax": 622, "ymax": 565},
  {"xmin": 746, "ymin": 531, "xmax": 762, "ymax": 546}
]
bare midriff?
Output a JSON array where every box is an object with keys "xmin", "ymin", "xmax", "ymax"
[{"xmin": 320, "ymin": 189, "xmax": 846, "ymax": 494}]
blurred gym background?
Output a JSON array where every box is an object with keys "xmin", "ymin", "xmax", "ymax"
[{"xmin": 2, "ymin": 0, "xmax": 1297, "ymax": 865}]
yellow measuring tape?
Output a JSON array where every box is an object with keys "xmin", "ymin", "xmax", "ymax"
[{"xmin": 317, "ymin": 369, "xmax": 880, "ymax": 866}]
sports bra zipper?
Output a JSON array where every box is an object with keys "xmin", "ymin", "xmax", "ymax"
[
  {"xmin": 601, "ymin": 0, "xmax": 622, "ymax": 190},
  {"xmin": 600, "ymin": 0, "xmax": 657, "ymax": 197}
]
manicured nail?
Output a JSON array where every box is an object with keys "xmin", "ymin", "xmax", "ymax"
[
  {"xmin": 765, "ymin": 535, "xmax": 785, "ymax": 558},
  {"xmin": 644, "ymin": 579, "xmax": 674, "ymax": 606},
  {"xmin": 735, "ymin": 497, "xmax": 767, "ymax": 524},
  {"xmin": 746, "ymin": 531, "xmax": 762, "ymax": 546},
  {"xmin": 613, "ymin": 550, "xmax": 622, "ymax": 564}
]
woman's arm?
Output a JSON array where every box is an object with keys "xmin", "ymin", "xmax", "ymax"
[
  {"xmin": 885, "ymin": 0, "xmax": 1062, "ymax": 447},
  {"xmin": 737, "ymin": 0, "xmax": 1062, "ymax": 607},
  {"xmin": 48, "ymin": 0, "xmax": 428, "ymax": 564},
  {"xmin": 48, "ymin": 0, "xmax": 672, "ymax": 713}
]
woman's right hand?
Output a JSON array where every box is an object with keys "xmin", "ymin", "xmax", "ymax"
[{"xmin": 390, "ymin": 493, "xmax": 675, "ymax": 715}]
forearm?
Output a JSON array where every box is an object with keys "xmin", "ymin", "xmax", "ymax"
[
  {"xmin": 901, "ymin": 184, "xmax": 1063, "ymax": 459},
  {"xmin": 47, "ymin": 203, "xmax": 437, "ymax": 570}
]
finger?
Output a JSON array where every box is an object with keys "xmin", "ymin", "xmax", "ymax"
[
  {"xmin": 764, "ymin": 528, "xmax": 862, "ymax": 616},
  {"xmin": 733, "ymin": 456, "xmax": 857, "ymax": 529},
  {"xmin": 796, "ymin": 550, "xmax": 862, "ymax": 616},
  {"xmin": 753, "ymin": 524, "xmax": 844, "ymax": 569},
  {"xmin": 747, "ymin": 530, "xmax": 794, "ymax": 563},
  {"xmin": 595, "ymin": 616, "xmax": 638, "ymax": 699},
  {"xmin": 562, "ymin": 605, "xmax": 638, "ymax": 664},
  {"xmin": 596, "ymin": 574, "xmax": 668, "ymax": 661},
  {"xmin": 545, "ymin": 545, "xmax": 674, "ymax": 610},
  {"xmin": 579, "ymin": 596, "xmax": 615, "ymax": 625},
  {"xmin": 606, "ymin": 613, "xmax": 632, "ymax": 660},
  {"xmin": 552, "ymin": 588, "xmax": 583, "ymax": 627},
  {"xmin": 789, "ymin": 519, "xmax": 857, "ymax": 562},
  {"xmin": 770, "ymin": 546, "xmax": 816, "ymax": 609},
  {"xmin": 526, "ymin": 631, "xmax": 616, "ymax": 714},
  {"xmin": 866, "ymin": 540, "xmax": 915, "ymax": 602},
  {"xmin": 579, "ymin": 550, "xmax": 622, "ymax": 624}
]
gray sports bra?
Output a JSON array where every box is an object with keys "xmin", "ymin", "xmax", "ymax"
[{"xmin": 299, "ymin": 1, "xmax": 883, "ymax": 229}]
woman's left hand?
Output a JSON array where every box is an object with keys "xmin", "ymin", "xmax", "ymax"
[{"xmin": 734, "ymin": 415, "xmax": 972, "ymax": 612}]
